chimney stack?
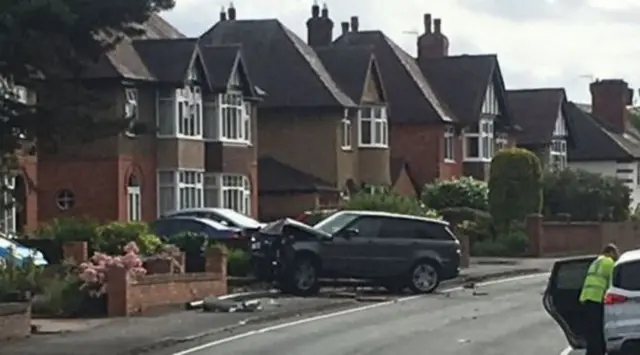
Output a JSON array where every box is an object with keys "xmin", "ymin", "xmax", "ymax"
[
  {"xmin": 424, "ymin": 14, "xmax": 432, "ymax": 33},
  {"xmin": 350, "ymin": 16, "xmax": 359, "ymax": 32},
  {"xmin": 306, "ymin": 3, "xmax": 334, "ymax": 47},
  {"xmin": 341, "ymin": 21, "xmax": 349, "ymax": 35},
  {"xmin": 434, "ymin": 18, "xmax": 442, "ymax": 33},
  {"xmin": 590, "ymin": 79, "xmax": 632, "ymax": 134},
  {"xmin": 219, "ymin": 7, "xmax": 226, "ymax": 21},
  {"xmin": 227, "ymin": 2, "xmax": 236, "ymax": 20}
]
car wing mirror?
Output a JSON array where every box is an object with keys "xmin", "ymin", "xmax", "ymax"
[{"xmin": 341, "ymin": 228, "xmax": 359, "ymax": 239}]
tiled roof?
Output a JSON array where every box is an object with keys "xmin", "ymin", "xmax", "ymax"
[
  {"xmin": 419, "ymin": 54, "xmax": 508, "ymax": 126},
  {"xmin": 258, "ymin": 156, "xmax": 338, "ymax": 193},
  {"xmin": 315, "ymin": 45, "xmax": 378, "ymax": 104},
  {"xmin": 334, "ymin": 31, "xmax": 454, "ymax": 124},
  {"xmin": 507, "ymin": 88, "xmax": 566, "ymax": 145},
  {"xmin": 133, "ymin": 38, "xmax": 198, "ymax": 83},
  {"xmin": 564, "ymin": 101, "xmax": 640, "ymax": 161},
  {"xmin": 199, "ymin": 19, "xmax": 355, "ymax": 109},
  {"xmin": 199, "ymin": 44, "xmax": 242, "ymax": 89}
]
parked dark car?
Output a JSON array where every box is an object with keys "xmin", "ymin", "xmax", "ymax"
[
  {"xmin": 150, "ymin": 216, "xmax": 242, "ymax": 241},
  {"xmin": 250, "ymin": 211, "xmax": 462, "ymax": 296},
  {"xmin": 163, "ymin": 208, "xmax": 264, "ymax": 238}
]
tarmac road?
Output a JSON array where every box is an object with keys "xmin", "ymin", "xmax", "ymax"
[{"xmin": 161, "ymin": 273, "xmax": 570, "ymax": 355}]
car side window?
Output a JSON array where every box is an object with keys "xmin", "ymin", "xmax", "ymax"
[
  {"xmin": 418, "ymin": 222, "xmax": 454, "ymax": 240},
  {"xmin": 378, "ymin": 218, "xmax": 418, "ymax": 239},
  {"xmin": 151, "ymin": 220, "xmax": 174, "ymax": 236},
  {"xmin": 346, "ymin": 217, "xmax": 383, "ymax": 238},
  {"xmin": 181, "ymin": 220, "xmax": 206, "ymax": 234},
  {"xmin": 554, "ymin": 259, "xmax": 593, "ymax": 290}
]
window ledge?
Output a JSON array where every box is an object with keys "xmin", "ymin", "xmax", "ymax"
[
  {"xmin": 157, "ymin": 135, "xmax": 204, "ymax": 141},
  {"xmin": 443, "ymin": 159, "xmax": 456, "ymax": 164},
  {"xmin": 341, "ymin": 146, "xmax": 353, "ymax": 151},
  {"xmin": 358, "ymin": 144, "xmax": 388, "ymax": 149},
  {"xmin": 463, "ymin": 157, "xmax": 492, "ymax": 163}
]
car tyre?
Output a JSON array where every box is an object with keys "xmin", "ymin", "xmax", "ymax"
[
  {"xmin": 283, "ymin": 256, "xmax": 320, "ymax": 296},
  {"xmin": 407, "ymin": 260, "xmax": 440, "ymax": 294}
]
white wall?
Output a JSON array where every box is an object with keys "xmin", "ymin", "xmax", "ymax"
[{"xmin": 569, "ymin": 160, "xmax": 640, "ymax": 209}]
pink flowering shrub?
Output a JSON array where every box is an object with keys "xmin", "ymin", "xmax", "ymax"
[{"xmin": 77, "ymin": 241, "xmax": 147, "ymax": 297}]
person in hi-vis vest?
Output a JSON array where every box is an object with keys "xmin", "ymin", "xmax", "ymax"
[{"xmin": 579, "ymin": 243, "xmax": 619, "ymax": 355}]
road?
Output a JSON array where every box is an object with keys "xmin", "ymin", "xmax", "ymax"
[{"xmin": 160, "ymin": 273, "xmax": 572, "ymax": 355}]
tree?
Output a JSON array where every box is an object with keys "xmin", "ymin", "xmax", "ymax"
[
  {"xmin": 488, "ymin": 148, "xmax": 543, "ymax": 231},
  {"xmin": 0, "ymin": 0, "xmax": 175, "ymax": 181}
]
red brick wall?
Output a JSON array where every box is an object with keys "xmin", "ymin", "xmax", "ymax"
[
  {"xmin": 390, "ymin": 124, "xmax": 462, "ymax": 186},
  {"xmin": 391, "ymin": 167, "xmax": 418, "ymax": 198},
  {"xmin": 0, "ymin": 303, "xmax": 31, "ymax": 342},
  {"xmin": 18, "ymin": 155, "xmax": 38, "ymax": 232}
]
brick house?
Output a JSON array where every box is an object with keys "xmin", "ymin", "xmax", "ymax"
[
  {"xmin": 565, "ymin": 79, "xmax": 640, "ymax": 207},
  {"xmin": 14, "ymin": 14, "xmax": 261, "ymax": 232},
  {"xmin": 507, "ymin": 88, "xmax": 571, "ymax": 169},
  {"xmin": 199, "ymin": 5, "xmax": 393, "ymax": 220},
  {"xmin": 334, "ymin": 14, "xmax": 517, "ymax": 186}
]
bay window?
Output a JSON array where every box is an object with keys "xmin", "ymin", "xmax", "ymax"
[
  {"xmin": 156, "ymin": 86, "xmax": 203, "ymax": 138},
  {"xmin": 444, "ymin": 125, "xmax": 455, "ymax": 162},
  {"xmin": 157, "ymin": 170, "xmax": 204, "ymax": 217},
  {"xmin": 550, "ymin": 139, "xmax": 567, "ymax": 170},
  {"xmin": 203, "ymin": 173, "xmax": 251, "ymax": 216},
  {"xmin": 358, "ymin": 106, "xmax": 388, "ymax": 148},
  {"xmin": 203, "ymin": 92, "xmax": 251, "ymax": 144},
  {"xmin": 464, "ymin": 118, "xmax": 494, "ymax": 161},
  {"xmin": 1, "ymin": 176, "xmax": 15, "ymax": 235}
]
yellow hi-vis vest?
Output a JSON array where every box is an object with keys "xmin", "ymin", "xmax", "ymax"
[{"xmin": 579, "ymin": 255, "xmax": 615, "ymax": 303}]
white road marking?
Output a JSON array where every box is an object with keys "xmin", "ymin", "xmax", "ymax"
[
  {"xmin": 173, "ymin": 272, "xmax": 549, "ymax": 355},
  {"xmin": 560, "ymin": 346, "xmax": 574, "ymax": 355}
]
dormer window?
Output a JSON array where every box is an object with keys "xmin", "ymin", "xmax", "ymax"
[
  {"xmin": 550, "ymin": 139, "xmax": 567, "ymax": 170},
  {"xmin": 358, "ymin": 106, "xmax": 388, "ymax": 148}
]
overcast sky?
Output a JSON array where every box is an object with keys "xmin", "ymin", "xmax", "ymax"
[{"xmin": 164, "ymin": 0, "xmax": 640, "ymax": 104}]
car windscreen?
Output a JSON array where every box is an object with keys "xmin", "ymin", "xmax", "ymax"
[
  {"xmin": 613, "ymin": 260, "xmax": 640, "ymax": 291},
  {"xmin": 313, "ymin": 212, "xmax": 359, "ymax": 235}
]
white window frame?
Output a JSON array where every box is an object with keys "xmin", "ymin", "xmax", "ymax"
[
  {"xmin": 495, "ymin": 136, "xmax": 508, "ymax": 151},
  {"xmin": 463, "ymin": 118, "xmax": 494, "ymax": 162},
  {"xmin": 156, "ymin": 86, "xmax": 203, "ymax": 139},
  {"xmin": 156, "ymin": 170, "xmax": 204, "ymax": 217},
  {"xmin": 216, "ymin": 92, "xmax": 250, "ymax": 145},
  {"xmin": 124, "ymin": 87, "xmax": 138, "ymax": 137},
  {"xmin": 1, "ymin": 176, "xmax": 16, "ymax": 236},
  {"xmin": 358, "ymin": 106, "xmax": 388, "ymax": 148},
  {"xmin": 550, "ymin": 138, "xmax": 567, "ymax": 170},
  {"xmin": 127, "ymin": 177, "xmax": 141, "ymax": 222},
  {"xmin": 443, "ymin": 125, "xmax": 455, "ymax": 162},
  {"xmin": 203, "ymin": 173, "xmax": 252, "ymax": 216},
  {"xmin": 341, "ymin": 118, "xmax": 352, "ymax": 150}
]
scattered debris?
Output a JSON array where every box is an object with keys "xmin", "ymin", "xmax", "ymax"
[{"xmin": 202, "ymin": 297, "xmax": 264, "ymax": 313}]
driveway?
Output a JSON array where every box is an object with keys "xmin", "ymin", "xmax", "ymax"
[{"xmin": 157, "ymin": 273, "xmax": 569, "ymax": 355}]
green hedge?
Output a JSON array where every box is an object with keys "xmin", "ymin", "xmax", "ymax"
[
  {"xmin": 422, "ymin": 177, "xmax": 488, "ymax": 211},
  {"xmin": 488, "ymin": 148, "xmax": 543, "ymax": 231},
  {"xmin": 344, "ymin": 190, "xmax": 440, "ymax": 218}
]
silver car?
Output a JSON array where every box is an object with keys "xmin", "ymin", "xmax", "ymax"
[{"xmin": 543, "ymin": 253, "xmax": 640, "ymax": 355}]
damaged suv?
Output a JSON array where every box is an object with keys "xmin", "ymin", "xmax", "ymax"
[{"xmin": 250, "ymin": 211, "xmax": 461, "ymax": 296}]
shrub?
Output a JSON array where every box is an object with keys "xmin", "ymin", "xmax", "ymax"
[
  {"xmin": 227, "ymin": 248, "xmax": 250, "ymax": 277},
  {"xmin": 543, "ymin": 169, "xmax": 630, "ymax": 222},
  {"xmin": 0, "ymin": 254, "xmax": 44, "ymax": 301},
  {"xmin": 35, "ymin": 217, "xmax": 100, "ymax": 247},
  {"xmin": 96, "ymin": 221, "xmax": 162, "ymax": 255},
  {"xmin": 344, "ymin": 190, "xmax": 440, "ymax": 218},
  {"xmin": 488, "ymin": 148, "xmax": 543, "ymax": 231},
  {"xmin": 440, "ymin": 207, "xmax": 492, "ymax": 229},
  {"xmin": 77, "ymin": 242, "xmax": 146, "ymax": 297},
  {"xmin": 164, "ymin": 232, "xmax": 209, "ymax": 272},
  {"xmin": 422, "ymin": 177, "xmax": 488, "ymax": 211}
]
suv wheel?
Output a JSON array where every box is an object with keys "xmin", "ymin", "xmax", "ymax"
[
  {"xmin": 407, "ymin": 260, "xmax": 440, "ymax": 294},
  {"xmin": 284, "ymin": 256, "xmax": 320, "ymax": 296}
]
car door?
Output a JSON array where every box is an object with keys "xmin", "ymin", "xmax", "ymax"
[
  {"xmin": 321, "ymin": 216, "xmax": 382, "ymax": 278},
  {"xmin": 543, "ymin": 256, "xmax": 596, "ymax": 350},
  {"xmin": 604, "ymin": 257, "xmax": 640, "ymax": 347},
  {"xmin": 373, "ymin": 218, "xmax": 419, "ymax": 277}
]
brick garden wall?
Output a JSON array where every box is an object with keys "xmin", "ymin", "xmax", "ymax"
[
  {"xmin": 0, "ymin": 303, "xmax": 31, "ymax": 342},
  {"xmin": 525, "ymin": 214, "xmax": 640, "ymax": 256}
]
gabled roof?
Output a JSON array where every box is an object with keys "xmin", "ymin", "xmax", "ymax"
[
  {"xmin": 334, "ymin": 31, "xmax": 454, "ymax": 124},
  {"xmin": 418, "ymin": 54, "xmax": 511, "ymax": 127},
  {"xmin": 315, "ymin": 45, "xmax": 384, "ymax": 104},
  {"xmin": 199, "ymin": 44, "xmax": 259, "ymax": 98},
  {"xmin": 507, "ymin": 88, "xmax": 566, "ymax": 145},
  {"xmin": 258, "ymin": 156, "xmax": 338, "ymax": 194},
  {"xmin": 199, "ymin": 19, "xmax": 355, "ymax": 109},
  {"xmin": 564, "ymin": 101, "xmax": 640, "ymax": 161},
  {"xmin": 84, "ymin": 14, "xmax": 185, "ymax": 80},
  {"xmin": 133, "ymin": 38, "xmax": 199, "ymax": 83}
]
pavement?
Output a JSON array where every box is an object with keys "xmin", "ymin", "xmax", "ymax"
[
  {"xmin": 0, "ymin": 257, "xmax": 562, "ymax": 355},
  {"xmin": 155, "ymin": 273, "xmax": 570, "ymax": 355}
]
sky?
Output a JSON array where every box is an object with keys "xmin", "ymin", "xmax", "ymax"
[{"xmin": 164, "ymin": 0, "xmax": 640, "ymax": 104}]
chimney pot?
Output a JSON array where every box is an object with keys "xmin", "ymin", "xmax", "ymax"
[
  {"xmin": 220, "ymin": 7, "xmax": 226, "ymax": 21},
  {"xmin": 341, "ymin": 21, "xmax": 349, "ymax": 35},
  {"xmin": 424, "ymin": 14, "xmax": 432, "ymax": 33},
  {"xmin": 321, "ymin": 3, "xmax": 328, "ymax": 17},
  {"xmin": 434, "ymin": 18, "xmax": 441, "ymax": 33},
  {"xmin": 227, "ymin": 2, "xmax": 236, "ymax": 20},
  {"xmin": 311, "ymin": 3, "xmax": 319, "ymax": 17},
  {"xmin": 350, "ymin": 16, "xmax": 359, "ymax": 32}
]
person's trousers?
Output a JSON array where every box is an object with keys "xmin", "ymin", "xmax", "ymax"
[{"xmin": 584, "ymin": 300, "xmax": 605, "ymax": 355}]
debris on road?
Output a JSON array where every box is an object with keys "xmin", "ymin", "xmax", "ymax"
[{"xmin": 201, "ymin": 297, "xmax": 265, "ymax": 313}]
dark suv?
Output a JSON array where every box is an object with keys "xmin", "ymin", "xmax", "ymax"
[{"xmin": 250, "ymin": 210, "xmax": 461, "ymax": 296}]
